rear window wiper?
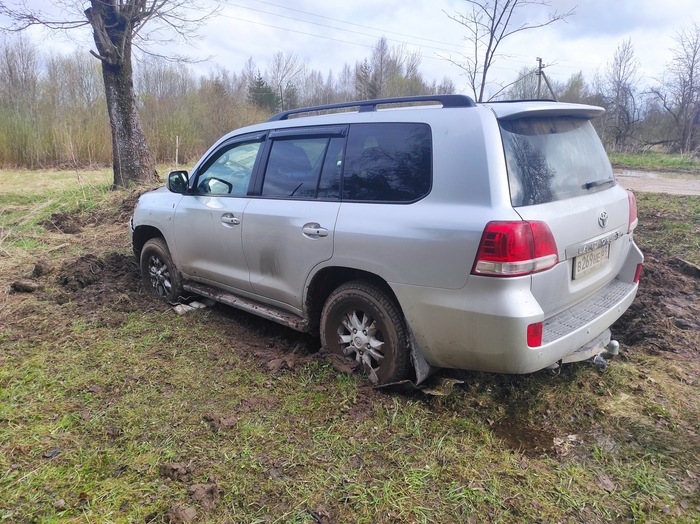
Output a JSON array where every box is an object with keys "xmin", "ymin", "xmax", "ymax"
[{"xmin": 582, "ymin": 178, "xmax": 615, "ymax": 190}]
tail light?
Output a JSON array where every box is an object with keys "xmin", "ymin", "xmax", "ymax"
[
  {"xmin": 627, "ymin": 191, "xmax": 638, "ymax": 233},
  {"xmin": 472, "ymin": 221, "xmax": 558, "ymax": 277},
  {"xmin": 527, "ymin": 322, "xmax": 543, "ymax": 347}
]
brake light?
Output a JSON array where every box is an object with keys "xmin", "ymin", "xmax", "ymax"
[
  {"xmin": 472, "ymin": 221, "xmax": 558, "ymax": 277},
  {"xmin": 527, "ymin": 322, "xmax": 543, "ymax": 347},
  {"xmin": 627, "ymin": 191, "xmax": 638, "ymax": 233}
]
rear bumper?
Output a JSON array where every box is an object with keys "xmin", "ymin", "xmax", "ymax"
[
  {"xmin": 392, "ymin": 274, "xmax": 639, "ymax": 374},
  {"xmin": 539, "ymin": 279, "xmax": 637, "ymax": 366}
]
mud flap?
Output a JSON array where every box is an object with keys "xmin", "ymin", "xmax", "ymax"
[
  {"xmin": 377, "ymin": 376, "xmax": 464, "ymax": 396},
  {"xmin": 376, "ymin": 328, "xmax": 463, "ymax": 395},
  {"xmin": 409, "ymin": 329, "xmax": 435, "ymax": 385}
]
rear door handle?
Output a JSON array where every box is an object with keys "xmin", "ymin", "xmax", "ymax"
[
  {"xmin": 221, "ymin": 213, "xmax": 241, "ymax": 225},
  {"xmin": 302, "ymin": 224, "xmax": 329, "ymax": 238}
]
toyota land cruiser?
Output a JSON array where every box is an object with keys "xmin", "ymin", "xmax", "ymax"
[{"xmin": 131, "ymin": 95, "xmax": 643, "ymax": 385}]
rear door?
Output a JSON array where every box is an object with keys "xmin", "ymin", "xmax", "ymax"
[
  {"xmin": 499, "ymin": 116, "xmax": 634, "ymax": 316},
  {"xmin": 241, "ymin": 127, "xmax": 345, "ymax": 310}
]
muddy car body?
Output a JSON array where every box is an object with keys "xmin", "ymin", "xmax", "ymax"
[{"xmin": 131, "ymin": 95, "xmax": 643, "ymax": 385}]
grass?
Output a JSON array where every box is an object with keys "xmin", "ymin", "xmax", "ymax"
[
  {"xmin": 0, "ymin": 168, "xmax": 699, "ymax": 522},
  {"xmin": 634, "ymin": 193, "xmax": 700, "ymax": 265},
  {"xmin": 609, "ymin": 152, "xmax": 700, "ymax": 174}
]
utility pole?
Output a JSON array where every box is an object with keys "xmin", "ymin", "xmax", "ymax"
[{"xmin": 536, "ymin": 57, "xmax": 557, "ymax": 101}]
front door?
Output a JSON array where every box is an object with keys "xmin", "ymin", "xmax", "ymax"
[{"xmin": 172, "ymin": 138, "xmax": 264, "ymax": 293}]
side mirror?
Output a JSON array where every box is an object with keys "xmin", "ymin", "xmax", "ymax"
[{"xmin": 167, "ymin": 170, "xmax": 188, "ymax": 194}]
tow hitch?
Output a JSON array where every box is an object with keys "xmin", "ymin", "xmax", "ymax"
[{"xmin": 590, "ymin": 340, "xmax": 621, "ymax": 372}]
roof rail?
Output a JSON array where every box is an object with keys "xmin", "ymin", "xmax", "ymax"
[
  {"xmin": 266, "ymin": 94, "xmax": 476, "ymax": 122},
  {"xmin": 485, "ymin": 98, "xmax": 557, "ymax": 104}
]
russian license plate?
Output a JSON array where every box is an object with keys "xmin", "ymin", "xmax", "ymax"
[{"xmin": 573, "ymin": 243, "xmax": 610, "ymax": 280}]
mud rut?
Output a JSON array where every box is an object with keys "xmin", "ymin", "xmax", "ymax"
[{"xmin": 7, "ymin": 194, "xmax": 700, "ymax": 374}]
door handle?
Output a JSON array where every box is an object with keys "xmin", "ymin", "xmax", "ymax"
[
  {"xmin": 302, "ymin": 225, "xmax": 329, "ymax": 238},
  {"xmin": 221, "ymin": 214, "xmax": 241, "ymax": 225}
]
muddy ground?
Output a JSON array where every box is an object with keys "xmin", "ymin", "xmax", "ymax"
[{"xmin": 5, "ymin": 190, "xmax": 699, "ymax": 371}]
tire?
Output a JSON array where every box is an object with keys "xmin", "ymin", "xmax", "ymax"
[
  {"xmin": 140, "ymin": 237, "xmax": 184, "ymax": 303},
  {"xmin": 320, "ymin": 281, "xmax": 410, "ymax": 385}
]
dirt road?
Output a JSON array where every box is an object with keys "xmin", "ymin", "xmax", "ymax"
[{"xmin": 615, "ymin": 171, "xmax": 700, "ymax": 196}]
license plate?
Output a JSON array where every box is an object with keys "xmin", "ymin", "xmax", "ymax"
[{"xmin": 573, "ymin": 243, "xmax": 610, "ymax": 279}]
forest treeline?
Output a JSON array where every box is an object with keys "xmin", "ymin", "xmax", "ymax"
[
  {"xmin": 1, "ymin": 28, "xmax": 699, "ymax": 169},
  {"xmin": 0, "ymin": 36, "xmax": 455, "ymax": 168}
]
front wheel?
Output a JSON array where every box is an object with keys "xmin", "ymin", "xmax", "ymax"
[
  {"xmin": 320, "ymin": 281, "xmax": 410, "ymax": 385},
  {"xmin": 140, "ymin": 237, "xmax": 183, "ymax": 303}
]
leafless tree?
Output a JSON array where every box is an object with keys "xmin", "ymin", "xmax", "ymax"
[
  {"xmin": 0, "ymin": 0, "xmax": 219, "ymax": 187},
  {"xmin": 434, "ymin": 76, "xmax": 457, "ymax": 95},
  {"xmin": 650, "ymin": 23, "xmax": 700, "ymax": 154},
  {"xmin": 337, "ymin": 63, "xmax": 355, "ymax": 102},
  {"xmin": 443, "ymin": 0, "xmax": 574, "ymax": 102},
  {"xmin": 0, "ymin": 34, "xmax": 40, "ymax": 165},
  {"xmin": 602, "ymin": 38, "xmax": 642, "ymax": 152},
  {"xmin": 505, "ymin": 67, "xmax": 539, "ymax": 99},
  {"xmin": 267, "ymin": 51, "xmax": 304, "ymax": 112},
  {"xmin": 370, "ymin": 37, "xmax": 391, "ymax": 97},
  {"xmin": 558, "ymin": 71, "xmax": 588, "ymax": 104}
]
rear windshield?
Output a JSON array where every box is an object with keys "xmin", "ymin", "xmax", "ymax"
[{"xmin": 500, "ymin": 117, "xmax": 614, "ymax": 207}]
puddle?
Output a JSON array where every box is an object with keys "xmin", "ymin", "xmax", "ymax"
[{"xmin": 492, "ymin": 420, "xmax": 556, "ymax": 455}]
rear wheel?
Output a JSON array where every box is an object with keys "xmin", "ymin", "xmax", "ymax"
[
  {"xmin": 320, "ymin": 281, "xmax": 410, "ymax": 384},
  {"xmin": 140, "ymin": 237, "xmax": 183, "ymax": 303}
]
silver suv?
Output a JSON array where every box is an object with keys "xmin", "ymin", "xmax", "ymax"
[{"xmin": 131, "ymin": 95, "xmax": 643, "ymax": 385}]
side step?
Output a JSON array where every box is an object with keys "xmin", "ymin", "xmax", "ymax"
[{"xmin": 182, "ymin": 282, "xmax": 310, "ymax": 332}]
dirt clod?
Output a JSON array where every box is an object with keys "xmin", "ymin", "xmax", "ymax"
[
  {"xmin": 203, "ymin": 413, "xmax": 238, "ymax": 432},
  {"xmin": 316, "ymin": 349, "xmax": 361, "ymax": 376},
  {"xmin": 41, "ymin": 211, "xmax": 83, "ymax": 234},
  {"xmin": 188, "ymin": 483, "xmax": 221, "ymax": 512},
  {"xmin": 32, "ymin": 259, "xmax": 53, "ymax": 277},
  {"xmin": 309, "ymin": 507, "xmax": 333, "ymax": 524},
  {"xmin": 10, "ymin": 280, "xmax": 41, "ymax": 293},
  {"xmin": 42, "ymin": 448, "xmax": 61, "ymax": 459},
  {"xmin": 160, "ymin": 463, "xmax": 193, "ymax": 483},
  {"xmin": 166, "ymin": 504, "xmax": 197, "ymax": 523}
]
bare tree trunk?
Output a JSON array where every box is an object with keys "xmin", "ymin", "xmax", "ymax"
[
  {"xmin": 86, "ymin": 2, "xmax": 157, "ymax": 188},
  {"xmin": 100, "ymin": 50, "xmax": 157, "ymax": 187}
]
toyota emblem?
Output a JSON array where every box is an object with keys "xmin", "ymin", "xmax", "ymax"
[{"xmin": 598, "ymin": 211, "xmax": 609, "ymax": 228}]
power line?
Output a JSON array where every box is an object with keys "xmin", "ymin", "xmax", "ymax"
[
  {"xmin": 219, "ymin": 15, "xmax": 375, "ymax": 50},
  {"xmin": 220, "ymin": 14, "xmax": 454, "ymax": 62},
  {"xmin": 221, "ymin": 3, "xmax": 657, "ymax": 79},
  {"xmin": 221, "ymin": 3, "xmax": 462, "ymax": 54},
  {"xmin": 245, "ymin": 0, "xmax": 611, "ymax": 68},
  {"xmin": 250, "ymin": 0, "xmax": 464, "ymax": 49}
]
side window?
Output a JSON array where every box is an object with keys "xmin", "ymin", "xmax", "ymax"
[
  {"xmin": 317, "ymin": 137, "xmax": 344, "ymax": 199},
  {"xmin": 343, "ymin": 123, "xmax": 432, "ymax": 202},
  {"xmin": 196, "ymin": 140, "xmax": 263, "ymax": 196},
  {"xmin": 261, "ymin": 137, "xmax": 341, "ymax": 199}
]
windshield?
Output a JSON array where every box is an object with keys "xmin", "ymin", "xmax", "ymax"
[{"xmin": 500, "ymin": 117, "xmax": 614, "ymax": 207}]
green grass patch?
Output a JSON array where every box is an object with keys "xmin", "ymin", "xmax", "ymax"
[{"xmin": 609, "ymin": 151, "xmax": 700, "ymax": 174}]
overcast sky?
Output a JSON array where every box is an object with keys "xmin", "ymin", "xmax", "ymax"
[{"xmin": 5, "ymin": 0, "xmax": 700, "ymax": 96}]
